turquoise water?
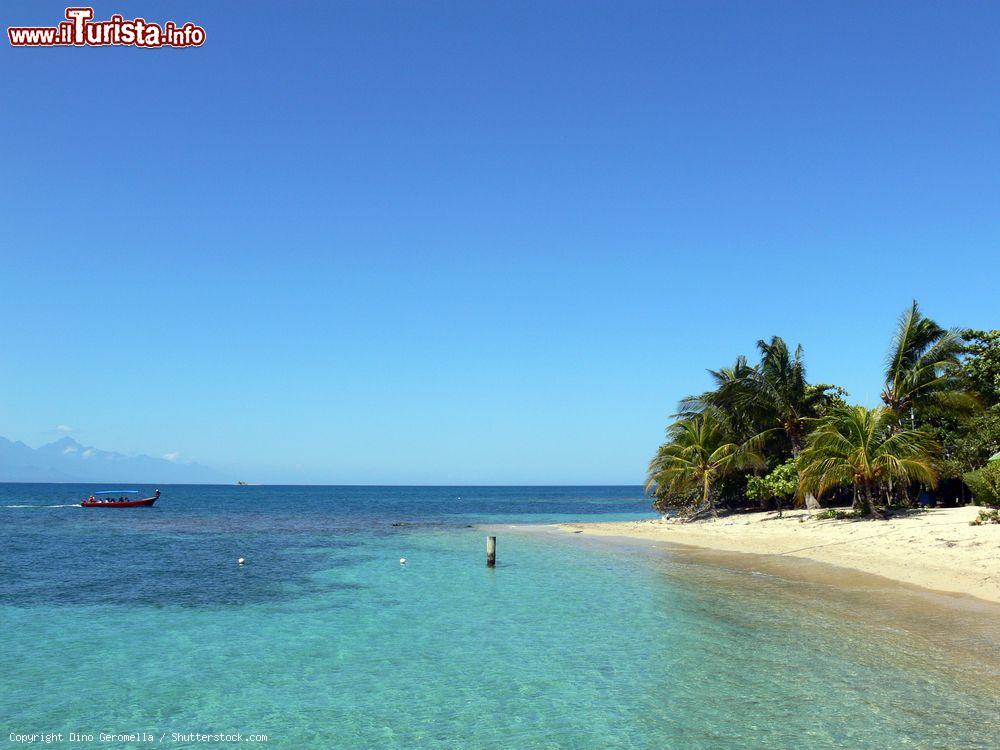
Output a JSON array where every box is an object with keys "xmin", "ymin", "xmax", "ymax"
[{"xmin": 1, "ymin": 485, "xmax": 997, "ymax": 749}]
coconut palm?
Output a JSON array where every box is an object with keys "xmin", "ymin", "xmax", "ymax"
[
  {"xmin": 747, "ymin": 337, "xmax": 843, "ymax": 454},
  {"xmin": 646, "ymin": 412, "xmax": 766, "ymax": 516},
  {"xmin": 679, "ymin": 338, "xmax": 840, "ymax": 511},
  {"xmin": 882, "ymin": 301, "xmax": 974, "ymax": 424},
  {"xmin": 798, "ymin": 405, "xmax": 939, "ymax": 516},
  {"xmin": 682, "ymin": 338, "xmax": 838, "ymax": 456},
  {"xmin": 676, "ymin": 356, "xmax": 764, "ymax": 442}
]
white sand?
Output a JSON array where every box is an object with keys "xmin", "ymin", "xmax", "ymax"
[{"xmin": 556, "ymin": 506, "xmax": 1000, "ymax": 603}]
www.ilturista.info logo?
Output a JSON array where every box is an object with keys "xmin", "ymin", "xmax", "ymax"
[{"xmin": 8, "ymin": 7, "xmax": 205, "ymax": 48}]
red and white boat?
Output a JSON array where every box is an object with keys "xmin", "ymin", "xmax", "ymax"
[{"xmin": 81, "ymin": 489, "xmax": 160, "ymax": 508}]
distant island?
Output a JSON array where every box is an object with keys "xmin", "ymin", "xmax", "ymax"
[{"xmin": 0, "ymin": 436, "xmax": 221, "ymax": 483}]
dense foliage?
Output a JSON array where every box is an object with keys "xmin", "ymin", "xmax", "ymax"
[
  {"xmin": 959, "ymin": 329, "xmax": 1000, "ymax": 404},
  {"xmin": 963, "ymin": 462, "xmax": 1000, "ymax": 507},
  {"xmin": 745, "ymin": 458, "xmax": 797, "ymax": 514},
  {"xmin": 798, "ymin": 406, "xmax": 939, "ymax": 517},
  {"xmin": 647, "ymin": 303, "xmax": 998, "ymax": 518},
  {"xmin": 645, "ymin": 413, "xmax": 765, "ymax": 517}
]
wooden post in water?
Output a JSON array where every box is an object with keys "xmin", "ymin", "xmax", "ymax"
[{"xmin": 486, "ymin": 536, "xmax": 496, "ymax": 567}]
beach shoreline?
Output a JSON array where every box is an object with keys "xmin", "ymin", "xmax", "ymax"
[{"xmin": 547, "ymin": 506, "xmax": 1000, "ymax": 604}]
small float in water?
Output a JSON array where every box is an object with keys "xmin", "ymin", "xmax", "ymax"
[{"xmin": 80, "ymin": 489, "xmax": 160, "ymax": 508}]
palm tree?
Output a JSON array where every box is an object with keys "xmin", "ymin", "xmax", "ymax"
[
  {"xmin": 680, "ymin": 338, "xmax": 840, "ymax": 509},
  {"xmin": 748, "ymin": 337, "xmax": 843, "ymax": 455},
  {"xmin": 798, "ymin": 405, "xmax": 939, "ymax": 516},
  {"xmin": 646, "ymin": 412, "xmax": 766, "ymax": 516},
  {"xmin": 882, "ymin": 301, "xmax": 973, "ymax": 425},
  {"xmin": 682, "ymin": 338, "xmax": 838, "ymax": 456},
  {"xmin": 677, "ymin": 356, "xmax": 764, "ymax": 442}
]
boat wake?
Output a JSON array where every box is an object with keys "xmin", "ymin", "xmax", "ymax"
[{"xmin": 2, "ymin": 504, "xmax": 81, "ymax": 509}]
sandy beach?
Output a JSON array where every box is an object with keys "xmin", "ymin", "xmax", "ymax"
[{"xmin": 556, "ymin": 506, "xmax": 1000, "ymax": 603}]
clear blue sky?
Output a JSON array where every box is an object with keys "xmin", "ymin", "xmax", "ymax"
[{"xmin": 1, "ymin": 1, "xmax": 997, "ymax": 484}]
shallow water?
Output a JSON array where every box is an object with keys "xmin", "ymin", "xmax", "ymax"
[{"xmin": 1, "ymin": 484, "xmax": 997, "ymax": 749}]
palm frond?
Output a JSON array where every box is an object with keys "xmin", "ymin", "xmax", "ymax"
[{"xmin": 797, "ymin": 405, "xmax": 940, "ymax": 513}]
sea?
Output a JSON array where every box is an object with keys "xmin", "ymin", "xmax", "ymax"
[{"xmin": 1, "ymin": 484, "xmax": 997, "ymax": 749}]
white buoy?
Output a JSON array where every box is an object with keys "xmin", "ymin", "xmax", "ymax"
[
  {"xmin": 238, "ymin": 557, "xmax": 245, "ymax": 566},
  {"xmin": 399, "ymin": 557, "xmax": 406, "ymax": 565}
]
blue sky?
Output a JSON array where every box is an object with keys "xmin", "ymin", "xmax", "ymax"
[{"xmin": 1, "ymin": 1, "xmax": 997, "ymax": 484}]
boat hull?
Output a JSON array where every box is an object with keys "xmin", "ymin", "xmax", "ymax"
[{"xmin": 81, "ymin": 492, "xmax": 159, "ymax": 508}]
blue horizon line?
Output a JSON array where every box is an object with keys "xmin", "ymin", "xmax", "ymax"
[{"xmin": 4, "ymin": 481, "xmax": 647, "ymax": 489}]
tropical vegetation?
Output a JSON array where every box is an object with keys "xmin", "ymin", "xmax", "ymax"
[
  {"xmin": 646, "ymin": 413, "xmax": 765, "ymax": 518},
  {"xmin": 963, "ymin": 461, "xmax": 1000, "ymax": 506},
  {"xmin": 745, "ymin": 457, "xmax": 797, "ymax": 517},
  {"xmin": 646, "ymin": 302, "xmax": 998, "ymax": 518},
  {"xmin": 797, "ymin": 406, "xmax": 939, "ymax": 517}
]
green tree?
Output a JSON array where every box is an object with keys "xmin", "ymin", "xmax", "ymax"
[
  {"xmin": 798, "ymin": 406, "xmax": 940, "ymax": 517},
  {"xmin": 882, "ymin": 301, "xmax": 974, "ymax": 424},
  {"xmin": 910, "ymin": 328, "xmax": 997, "ymax": 498},
  {"xmin": 963, "ymin": 462, "xmax": 1000, "ymax": 507},
  {"xmin": 677, "ymin": 356, "xmax": 764, "ymax": 443},
  {"xmin": 959, "ymin": 329, "xmax": 1000, "ymax": 406},
  {"xmin": 749, "ymin": 337, "xmax": 840, "ymax": 454},
  {"xmin": 682, "ymin": 337, "xmax": 840, "ymax": 457},
  {"xmin": 746, "ymin": 457, "xmax": 798, "ymax": 515},
  {"xmin": 646, "ymin": 412, "xmax": 765, "ymax": 517}
]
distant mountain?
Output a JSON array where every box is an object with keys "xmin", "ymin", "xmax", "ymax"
[{"xmin": 0, "ymin": 436, "xmax": 221, "ymax": 483}]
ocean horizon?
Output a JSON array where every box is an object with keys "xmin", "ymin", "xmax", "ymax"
[{"xmin": 2, "ymin": 483, "xmax": 997, "ymax": 749}]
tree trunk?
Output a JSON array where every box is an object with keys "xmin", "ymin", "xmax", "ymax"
[
  {"xmin": 863, "ymin": 481, "xmax": 887, "ymax": 518},
  {"xmin": 790, "ymin": 442, "xmax": 811, "ymax": 511},
  {"xmin": 851, "ymin": 487, "xmax": 862, "ymax": 513},
  {"xmin": 684, "ymin": 505, "xmax": 716, "ymax": 522},
  {"xmin": 860, "ymin": 482, "xmax": 874, "ymax": 517}
]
